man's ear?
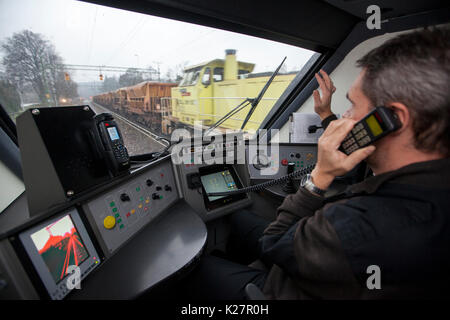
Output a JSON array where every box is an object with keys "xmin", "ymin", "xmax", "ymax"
[{"xmin": 387, "ymin": 102, "xmax": 410, "ymax": 133}]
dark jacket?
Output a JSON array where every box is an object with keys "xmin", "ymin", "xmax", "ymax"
[{"xmin": 260, "ymin": 119, "xmax": 450, "ymax": 299}]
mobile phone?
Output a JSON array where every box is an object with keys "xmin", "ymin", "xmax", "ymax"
[
  {"xmin": 340, "ymin": 106, "xmax": 401, "ymax": 155},
  {"xmin": 94, "ymin": 113, "xmax": 130, "ymax": 175}
]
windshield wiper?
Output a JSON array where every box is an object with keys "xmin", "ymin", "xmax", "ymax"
[
  {"xmin": 240, "ymin": 56, "xmax": 286, "ymax": 130},
  {"xmin": 204, "ymin": 57, "xmax": 286, "ymax": 135}
]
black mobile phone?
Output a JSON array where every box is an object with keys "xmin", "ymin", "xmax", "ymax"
[
  {"xmin": 94, "ymin": 113, "xmax": 130, "ymax": 175},
  {"xmin": 340, "ymin": 106, "xmax": 401, "ymax": 155}
]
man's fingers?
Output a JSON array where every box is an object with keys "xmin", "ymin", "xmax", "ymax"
[
  {"xmin": 322, "ymin": 119, "xmax": 356, "ymax": 147},
  {"xmin": 344, "ymin": 145, "xmax": 376, "ymax": 169},
  {"xmin": 319, "ymin": 70, "xmax": 333, "ymax": 90},
  {"xmin": 315, "ymin": 73, "xmax": 328, "ymax": 93},
  {"xmin": 313, "ymin": 90, "xmax": 321, "ymax": 106}
]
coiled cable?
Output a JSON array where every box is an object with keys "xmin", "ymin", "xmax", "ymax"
[{"xmin": 207, "ymin": 163, "xmax": 315, "ymax": 196}]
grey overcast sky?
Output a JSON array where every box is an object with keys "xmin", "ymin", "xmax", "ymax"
[{"xmin": 0, "ymin": 0, "xmax": 315, "ymax": 82}]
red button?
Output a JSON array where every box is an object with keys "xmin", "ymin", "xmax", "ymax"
[
  {"xmin": 281, "ymin": 159, "xmax": 288, "ymax": 166},
  {"xmin": 126, "ymin": 212, "xmax": 130, "ymax": 217}
]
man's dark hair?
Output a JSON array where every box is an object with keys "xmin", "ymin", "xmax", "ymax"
[{"xmin": 356, "ymin": 27, "xmax": 450, "ymax": 157}]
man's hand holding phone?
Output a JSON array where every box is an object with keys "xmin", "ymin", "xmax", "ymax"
[{"xmin": 311, "ymin": 119, "xmax": 376, "ymax": 191}]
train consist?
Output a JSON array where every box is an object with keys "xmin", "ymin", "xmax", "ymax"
[{"xmin": 93, "ymin": 50, "xmax": 297, "ymax": 136}]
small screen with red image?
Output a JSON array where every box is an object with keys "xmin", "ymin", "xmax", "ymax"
[{"xmin": 30, "ymin": 215, "xmax": 90, "ymax": 284}]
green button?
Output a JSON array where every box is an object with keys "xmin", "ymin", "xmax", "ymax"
[
  {"xmin": 120, "ymin": 224, "xmax": 124, "ymax": 229},
  {"xmin": 136, "ymin": 187, "xmax": 141, "ymax": 192},
  {"xmin": 109, "ymin": 201, "xmax": 115, "ymax": 207},
  {"xmin": 115, "ymin": 213, "xmax": 120, "ymax": 218},
  {"xmin": 112, "ymin": 207, "xmax": 118, "ymax": 213},
  {"xmin": 160, "ymin": 196, "xmax": 163, "ymax": 199},
  {"xmin": 140, "ymin": 197, "xmax": 144, "ymax": 201},
  {"xmin": 117, "ymin": 218, "xmax": 122, "ymax": 224}
]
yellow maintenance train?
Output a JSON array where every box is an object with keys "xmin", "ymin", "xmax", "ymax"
[{"xmin": 93, "ymin": 50, "xmax": 296, "ymax": 135}]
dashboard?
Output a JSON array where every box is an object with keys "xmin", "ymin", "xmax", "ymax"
[{"xmin": 0, "ymin": 128, "xmax": 317, "ymax": 300}]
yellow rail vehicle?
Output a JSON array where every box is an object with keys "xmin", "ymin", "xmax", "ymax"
[{"xmin": 168, "ymin": 49, "xmax": 296, "ymax": 134}]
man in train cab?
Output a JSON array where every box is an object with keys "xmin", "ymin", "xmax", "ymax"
[{"xmin": 178, "ymin": 27, "xmax": 450, "ymax": 299}]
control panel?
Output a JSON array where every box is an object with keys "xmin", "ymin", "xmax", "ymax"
[
  {"xmin": 83, "ymin": 159, "xmax": 179, "ymax": 255},
  {"xmin": 247, "ymin": 143, "xmax": 317, "ymax": 180},
  {"xmin": 175, "ymin": 133, "xmax": 252, "ymax": 221}
]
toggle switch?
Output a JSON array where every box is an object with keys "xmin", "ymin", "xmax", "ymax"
[
  {"xmin": 120, "ymin": 193, "xmax": 130, "ymax": 202},
  {"xmin": 152, "ymin": 193, "xmax": 161, "ymax": 200}
]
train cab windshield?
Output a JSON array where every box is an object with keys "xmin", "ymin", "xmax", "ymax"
[{"xmin": 0, "ymin": 0, "xmax": 318, "ymax": 144}]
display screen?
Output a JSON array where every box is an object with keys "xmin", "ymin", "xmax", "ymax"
[
  {"xmin": 30, "ymin": 215, "xmax": 90, "ymax": 284},
  {"xmin": 200, "ymin": 170, "xmax": 238, "ymax": 201},
  {"xmin": 107, "ymin": 126, "xmax": 120, "ymax": 141},
  {"xmin": 365, "ymin": 114, "xmax": 383, "ymax": 137}
]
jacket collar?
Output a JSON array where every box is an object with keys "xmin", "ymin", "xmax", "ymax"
[{"xmin": 349, "ymin": 158, "xmax": 450, "ymax": 194}]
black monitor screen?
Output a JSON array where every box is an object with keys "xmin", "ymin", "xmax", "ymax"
[
  {"xmin": 30, "ymin": 214, "xmax": 90, "ymax": 284},
  {"xmin": 200, "ymin": 169, "xmax": 238, "ymax": 201},
  {"xmin": 199, "ymin": 165, "xmax": 247, "ymax": 211}
]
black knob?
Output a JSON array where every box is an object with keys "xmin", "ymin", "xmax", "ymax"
[
  {"xmin": 287, "ymin": 162, "xmax": 296, "ymax": 174},
  {"xmin": 120, "ymin": 193, "xmax": 130, "ymax": 201},
  {"xmin": 164, "ymin": 185, "xmax": 172, "ymax": 192},
  {"xmin": 152, "ymin": 193, "xmax": 160, "ymax": 200},
  {"xmin": 156, "ymin": 186, "xmax": 162, "ymax": 191},
  {"xmin": 146, "ymin": 179, "xmax": 153, "ymax": 186},
  {"xmin": 282, "ymin": 163, "xmax": 297, "ymax": 194}
]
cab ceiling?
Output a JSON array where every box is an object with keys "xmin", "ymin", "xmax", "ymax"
[{"xmin": 81, "ymin": 0, "xmax": 449, "ymax": 52}]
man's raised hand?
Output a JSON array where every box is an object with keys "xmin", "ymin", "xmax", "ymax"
[{"xmin": 313, "ymin": 70, "xmax": 336, "ymax": 120}]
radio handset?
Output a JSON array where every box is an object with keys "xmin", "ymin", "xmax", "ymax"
[
  {"xmin": 206, "ymin": 106, "xmax": 401, "ymax": 197},
  {"xmin": 93, "ymin": 113, "xmax": 130, "ymax": 176},
  {"xmin": 339, "ymin": 106, "xmax": 401, "ymax": 155}
]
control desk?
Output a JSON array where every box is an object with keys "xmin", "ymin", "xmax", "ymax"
[
  {"xmin": 0, "ymin": 156, "xmax": 207, "ymax": 300},
  {"xmin": 0, "ymin": 132, "xmax": 318, "ymax": 300}
]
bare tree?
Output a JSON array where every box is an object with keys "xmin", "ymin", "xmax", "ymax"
[
  {"xmin": 174, "ymin": 61, "xmax": 189, "ymax": 83},
  {"xmin": 0, "ymin": 78, "xmax": 21, "ymax": 115},
  {"xmin": 119, "ymin": 68, "xmax": 144, "ymax": 87},
  {"xmin": 1, "ymin": 30, "xmax": 78, "ymax": 106},
  {"xmin": 102, "ymin": 75, "xmax": 120, "ymax": 92}
]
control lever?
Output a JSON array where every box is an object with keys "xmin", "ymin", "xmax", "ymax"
[{"xmin": 282, "ymin": 162, "xmax": 297, "ymax": 194}]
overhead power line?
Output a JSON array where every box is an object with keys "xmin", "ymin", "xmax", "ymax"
[{"xmin": 59, "ymin": 64, "xmax": 158, "ymax": 74}]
